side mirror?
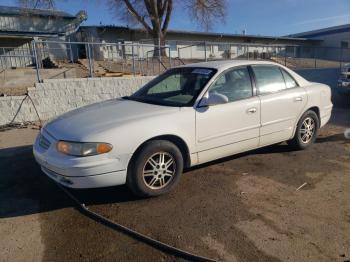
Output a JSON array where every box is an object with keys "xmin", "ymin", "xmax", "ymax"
[{"xmin": 199, "ymin": 92, "xmax": 229, "ymax": 107}]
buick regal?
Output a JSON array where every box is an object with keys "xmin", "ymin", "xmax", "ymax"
[{"xmin": 33, "ymin": 60, "xmax": 333, "ymax": 197}]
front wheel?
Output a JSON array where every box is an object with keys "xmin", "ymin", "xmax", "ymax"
[
  {"xmin": 126, "ymin": 140, "xmax": 183, "ymax": 197},
  {"xmin": 288, "ymin": 110, "xmax": 319, "ymax": 150}
]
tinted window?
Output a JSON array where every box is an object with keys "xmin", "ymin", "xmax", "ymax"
[
  {"xmin": 281, "ymin": 69, "xmax": 298, "ymax": 89},
  {"xmin": 209, "ymin": 67, "xmax": 253, "ymax": 102},
  {"xmin": 252, "ymin": 65, "xmax": 286, "ymax": 95}
]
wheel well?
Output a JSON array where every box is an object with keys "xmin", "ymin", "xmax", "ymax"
[
  {"xmin": 131, "ymin": 135, "xmax": 191, "ymax": 168},
  {"xmin": 307, "ymin": 106, "xmax": 320, "ymax": 126}
]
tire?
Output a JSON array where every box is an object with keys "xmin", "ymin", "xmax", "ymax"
[
  {"xmin": 288, "ymin": 110, "xmax": 319, "ymax": 150},
  {"xmin": 126, "ymin": 140, "xmax": 184, "ymax": 197}
]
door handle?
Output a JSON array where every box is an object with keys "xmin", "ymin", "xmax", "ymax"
[
  {"xmin": 294, "ymin": 97, "xmax": 303, "ymax": 102},
  {"xmin": 247, "ymin": 107, "xmax": 257, "ymax": 114}
]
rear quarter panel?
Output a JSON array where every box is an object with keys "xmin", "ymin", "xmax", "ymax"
[{"xmin": 303, "ymin": 82, "xmax": 333, "ymax": 128}]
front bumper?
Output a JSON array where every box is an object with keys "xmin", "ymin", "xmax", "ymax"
[
  {"xmin": 40, "ymin": 166, "xmax": 127, "ymax": 188},
  {"xmin": 33, "ymin": 129, "xmax": 130, "ymax": 189}
]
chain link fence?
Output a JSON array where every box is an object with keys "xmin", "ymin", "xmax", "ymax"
[
  {"xmin": 176, "ymin": 41, "xmax": 350, "ymax": 69},
  {"xmin": 0, "ymin": 39, "xmax": 349, "ymax": 85}
]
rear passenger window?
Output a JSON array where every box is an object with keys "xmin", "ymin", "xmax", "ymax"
[
  {"xmin": 252, "ymin": 65, "xmax": 286, "ymax": 95},
  {"xmin": 281, "ymin": 69, "xmax": 298, "ymax": 89}
]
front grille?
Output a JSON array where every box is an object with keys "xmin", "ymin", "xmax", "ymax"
[{"xmin": 39, "ymin": 134, "xmax": 51, "ymax": 150}]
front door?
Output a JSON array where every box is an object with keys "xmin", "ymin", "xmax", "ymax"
[{"xmin": 195, "ymin": 66, "xmax": 261, "ymax": 164}]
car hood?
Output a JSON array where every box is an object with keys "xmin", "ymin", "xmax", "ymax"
[{"xmin": 45, "ymin": 98, "xmax": 179, "ymax": 141}]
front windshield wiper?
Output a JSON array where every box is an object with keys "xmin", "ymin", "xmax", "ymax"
[
  {"xmin": 122, "ymin": 96, "xmax": 132, "ymax": 100},
  {"xmin": 123, "ymin": 96, "xmax": 183, "ymax": 107},
  {"xmin": 122, "ymin": 96, "xmax": 141, "ymax": 102}
]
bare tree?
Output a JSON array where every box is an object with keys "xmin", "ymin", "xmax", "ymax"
[
  {"xmin": 109, "ymin": 0, "xmax": 227, "ymax": 56},
  {"xmin": 18, "ymin": 0, "xmax": 227, "ymax": 56}
]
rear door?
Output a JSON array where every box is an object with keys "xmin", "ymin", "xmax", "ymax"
[{"xmin": 251, "ymin": 65, "xmax": 307, "ymax": 146}]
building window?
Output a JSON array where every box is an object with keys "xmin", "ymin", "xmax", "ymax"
[
  {"xmin": 218, "ymin": 44, "xmax": 230, "ymax": 52},
  {"xmin": 196, "ymin": 45, "xmax": 211, "ymax": 52},
  {"xmin": 341, "ymin": 41, "xmax": 349, "ymax": 48},
  {"xmin": 169, "ymin": 41, "xmax": 177, "ymax": 51}
]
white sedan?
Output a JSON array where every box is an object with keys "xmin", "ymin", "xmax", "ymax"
[{"xmin": 33, "ymin": 60, "xmax": 333, "ymax": 196}]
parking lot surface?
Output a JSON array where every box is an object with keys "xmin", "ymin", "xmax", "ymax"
[{"xmin": 1, "ymin": 99, "xmax": 350, "ymax": 262}]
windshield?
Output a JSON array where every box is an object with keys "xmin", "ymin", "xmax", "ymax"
[{"xmin": 126, "ymin": 67, "xmax": 217, "ymax": 106}]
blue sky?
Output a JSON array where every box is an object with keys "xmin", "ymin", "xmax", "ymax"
[{"xmin": 1, "ymin": 0, "xmax": 350, "ymax": 36}]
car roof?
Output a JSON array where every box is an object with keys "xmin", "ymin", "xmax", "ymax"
[{"xmin": 180, "ymin": 60, "xmax": 282, "ymax": 71}]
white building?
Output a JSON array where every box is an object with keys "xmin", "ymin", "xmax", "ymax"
[
  {"xmin": 0, "ymin": 5, "xmax": 86, "ymax": 69},
  {"xmin": 77, "ymin": 26, "xmax": 319, "ymax": 61},
  {"xmin": 289, "ymin": 24, "xmax": 350, "ymax": 61}
]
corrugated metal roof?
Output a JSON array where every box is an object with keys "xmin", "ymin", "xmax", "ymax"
[
  {"xmin": 0, "ymin": 30, "xmax": 62, "ymax": 37},
  {"xmin": 80, "ymin": 25, "xmax": 320, "ymax": 42},
  {"xmin": 0, "ymin": 5, "xmax": 75, "ymax": 19}
]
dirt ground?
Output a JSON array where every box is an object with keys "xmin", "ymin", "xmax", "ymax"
[{"xmin": 1, "ymin": 97, "xmax": 350, "ymax": 262}]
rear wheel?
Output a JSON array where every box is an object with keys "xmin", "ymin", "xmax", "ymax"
[
  {"xmin": 127, "ymin": 140, "xmax": 183, "ymax": 197},
  {"xmin": 288, "ymin": 110, "xmax": 319, "ymax": 150}
]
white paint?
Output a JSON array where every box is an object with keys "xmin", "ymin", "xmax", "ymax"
[{"xmin": 31, "ymin": 60, "xmax": 332, "ymax": 190}]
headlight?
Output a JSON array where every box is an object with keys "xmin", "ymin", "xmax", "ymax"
[{"xmin": 56, "ymin": 141, "xmax": 113, "ymax": 156}]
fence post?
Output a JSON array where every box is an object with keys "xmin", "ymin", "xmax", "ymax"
[
  {"xmin": 340, "ymin": 47, "xmax": 343, "ymax": 68},
  {"xmin": 158, "ymin": 38, "xmax": 161, "ymax": 74},
  {"xmin": 284, "ymin": 46, "xmax": 287, "ymax": 66},
  {"xmin": 32, "ymin": 40, "xmax": 41, "ymax": 83},
  {"xmin": 314, "ymin": 47, "xmax": 317, "ymax": 69},
  {"xmin": 2, "ymin": 48, "xmax": 5, "ymax": 70},
  {"xmin": 168, "ymin": 47, "xmax": 171, "ymax": 68},
  {"xmin": 132, "ymin": 44, "xmax": 135, "ymax": 76},
  {"xmin": 69, "ymin": 41, "xmax": 74, "ymax": 63},
  {"xmin": 87, "ymin": 43, "xmax": 93, "ymax": 77},
  {"xmin": 204, "ymin": 41, "xmax": 207, "ymax": 62}
]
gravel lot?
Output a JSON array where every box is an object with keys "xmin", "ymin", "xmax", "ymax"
[{"xmin": 1, "ymin": 96, "xmax": 350, "ymax": 262}]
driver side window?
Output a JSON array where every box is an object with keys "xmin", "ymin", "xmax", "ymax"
[{"xmin": 209, "ymin": 67, "xmax": 253, "ymax": 102}]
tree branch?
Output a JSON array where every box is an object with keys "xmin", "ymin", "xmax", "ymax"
[
  {"xmin": 122, "ymin": 0, "xmax": 153, "ymax": 33},
  {"xmin": 161, "ymin": 0, "xmax": 172, "ymax": 33}
]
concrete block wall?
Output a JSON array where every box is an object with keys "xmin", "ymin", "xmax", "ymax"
[
  {"xmin": 0, "ymin": 76, "xmax": 154, "ymax": 126},
  {"xmin": 0, "ymin": 68, "xmax": 339, "ymax": 126}
]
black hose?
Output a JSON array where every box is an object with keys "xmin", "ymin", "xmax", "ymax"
[
  {"xmin": 55, "ymin": 183, "xmax": 217, "ymax": 262},
  {"xmin": 3, "ymin": 93, "xmax": 42, "ymax": 130},
  {"xmin": 26, "ymin": 93, "xmax": 42, "ymax": 127}
]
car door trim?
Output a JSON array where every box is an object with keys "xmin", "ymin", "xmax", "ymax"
[
  {"xmin": 260, "ymin": 116, "xmax": 295, "ymax": 127},
  {"xmin": 196, "ymin": 136, "xmax": 258, "ymax": 153}
]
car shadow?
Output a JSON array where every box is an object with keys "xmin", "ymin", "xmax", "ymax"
[
  {"xmin": 0, "ymin": 145, "xmax": 142, "ymax": 219},
  {"xmin": 185, "ymin": 143, "xmax": 295, "ymax": 172},
  {"xmin": 1, "ymin": 131, "xmax": 347, "ymax": 219}
]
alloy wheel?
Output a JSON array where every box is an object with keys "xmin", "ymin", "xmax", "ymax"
[
  {"xmin": 142, "ymin": 152, "xmax": 176, "ymax": 190},
  {"xmin": 300, "ymin": 117, "xmax": 315, "ymax": 144}
]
